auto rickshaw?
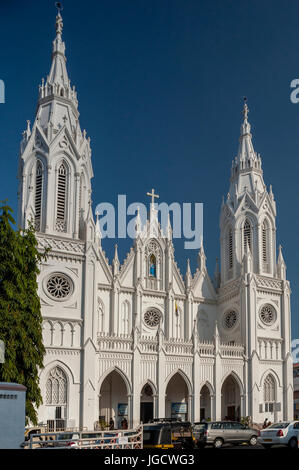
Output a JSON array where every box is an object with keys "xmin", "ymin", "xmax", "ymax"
[{"xmin": 143, "ymin": 419, "xmax": 195, "ymax": 449}]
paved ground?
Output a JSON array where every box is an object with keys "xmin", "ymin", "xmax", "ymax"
[{"xmin": 201, "ymin": 443, "xmax": 288, "ymax": 450}]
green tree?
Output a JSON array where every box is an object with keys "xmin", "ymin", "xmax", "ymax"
[{"xmin": 0, "ymin": 202, "xmax": 47, "ymax": 424}]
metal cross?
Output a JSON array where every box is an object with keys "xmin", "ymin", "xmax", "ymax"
[
  {"xmin": 146, "ymin": 188, "xmax": 159, "ymax": 205},
  {"xmin": 55, "ymin": 2, "xmax": 63, "ymax": 13}
]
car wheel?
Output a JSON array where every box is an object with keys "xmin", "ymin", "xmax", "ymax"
[
  {"xmin": 262, "ymin": 444, "xmax": 272, "ymax": 449},
  {"xmin": 214, "ymin": 438, "xmax": 223, "ymax": 449},
  {"xmin": 288, "ymin": 437, "xmax": 297, "ymax": 449},
  {"xmin": 249, "ymin": 435, "xmax": 258, "ymax": 446}
]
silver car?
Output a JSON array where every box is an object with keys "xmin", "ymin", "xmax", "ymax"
[
  {"xmin": 194, "ymin": 421, "xmax": 258, "ymax": 448},
  {"xmin": 258, "ymin": 421, "xmax": 299, "ymax": 449}
]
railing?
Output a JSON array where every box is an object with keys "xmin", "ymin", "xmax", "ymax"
[
  {"xmin": 97, "ymin": 334, "xmax": 244, "ymax": 358},
  {"xmin": 139, "ymin": 339, "xmax": 158, "ymax": 353},
  {"xmin": 29, "ymin": 425, "xmax": 143, "ymax": 450},
  {"xmin": 98, "ymin": 333, "xmax": 133, "ymax": 352},
  {"xmin": 198, "ymin": 341, "xmax": 215, "ymax": 356},
  {"xmin": 220, "ymin": 343, "xmax": 244, "ymax": 357},
  {"xmin": 164, "ymin": 339, "xmax": 193, "ymax": 355}
]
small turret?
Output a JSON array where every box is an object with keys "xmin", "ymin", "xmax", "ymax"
[
  {"xmin": 185, "ymin": 258, "xmax": 192, "ymax": 288},
  {"xmin": 198, "ymin": 238, "xmax": 206, "ymax": 272},
  {"xmin": 277, "ymin": 244, "xmax": 286, "ymax": 280},
  {"xmin": 113, "ymin": 244, "xmax": 120, "ymax": 276}
]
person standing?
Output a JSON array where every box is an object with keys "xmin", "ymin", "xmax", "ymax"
[{"xmin": 109, "ymin": 418, "xmax": 114, "ymax": 430}]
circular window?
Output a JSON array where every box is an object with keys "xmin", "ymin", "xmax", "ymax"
[
  {"xmin": 260, "ymin": 304, "xmax": 276, "ymax": 326},
  {"xmin": 144, "ymin": 309, "xmax": 161, "ymax": 328},
  {"xmin": 46, "ymin": 273, "xmax": 73, "ymax": 300},
  {"xmin": 223, "ymin": 310, "xmax": 238, "ymax": 330}
]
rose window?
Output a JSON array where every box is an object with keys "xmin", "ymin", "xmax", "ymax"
[
  {"xmin": 47, "ymin": 273, "xmax": 72, "ymax": 300},
  {"xmin": 260, "ymin": 304, "xmax": 276, "ymax": 325},
  {"xmin": 223, "ymin": 311, "xmax": 238, "ymax": 330},
  {"xmin": 144, "ymin": 309, "xmax": 161, "ymax": 327}
]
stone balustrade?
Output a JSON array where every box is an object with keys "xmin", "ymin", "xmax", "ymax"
[{"xmin": 97, "ymin": 333, "xmax": 244, "ymax": 360}]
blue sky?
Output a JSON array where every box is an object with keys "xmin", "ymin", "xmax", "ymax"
[{"xmin": 0, "ymin": 0, "xmax": 299, "ymax": 339}]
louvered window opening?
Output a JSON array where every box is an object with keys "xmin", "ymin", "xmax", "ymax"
[
  {"xmin": 35, "ymin": 162, "xmax": 43, "ymax": 230},
  {"xmin": 243, "ymin": 220, "xmax": 251, "ymax": 252},
  {"xmin": 262, "ymin": 222, "xmax": 268, "ymax": 272},
  {"xmin": 228, "ymin": 229, "xmax": 233, "ymax": 269},
  {"xmin": 57, "ymin": 164, "xmax": 66, "ymax": 221}
]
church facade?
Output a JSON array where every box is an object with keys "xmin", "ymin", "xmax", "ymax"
[{"xmin": 17, "ymin": 12, "xmax": 293, "ymax": 430}]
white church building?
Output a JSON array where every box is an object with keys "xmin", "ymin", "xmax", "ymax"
[{"xmin": 17, "ymin": 11, "xmax": 293, "ymax": 430}]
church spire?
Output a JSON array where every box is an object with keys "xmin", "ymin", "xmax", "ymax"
[
  {"xmin": 18, "ymin": 5, "xmax": 93, "ymax": 239},
  {"xmin": 38, "ymin": 7, "xmax": 78, "ymax": 109},
  {"xmin": 235, "ymin": 98, "xmax": 260, "ymax": 167},
  {"xmin": 228, "ymin": 98, "xmax": 264, "ymax": 200}
]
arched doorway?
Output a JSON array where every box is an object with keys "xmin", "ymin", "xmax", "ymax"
[
  {"xmin": 221, "ymin": 375, "xmax": 241, "ymax": 421},
  {"xmin": 165, "ymin": 373, "xmax": 189, "ymax": 421},
  {"xmin": 200, "ymin": 384, "xmax": 211, "ymax": 421},
  {"xmin": 140, "ymin": 383, "xmax": 154, "ymax": 424},
  {"xmin": 99, "ymin": 370, "xmax": 129, "ymax": 429}
]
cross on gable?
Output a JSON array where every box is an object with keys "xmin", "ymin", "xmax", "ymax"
[{"xmin": 146, "ymin": 188, "xmax": 159, "ymax": 205}]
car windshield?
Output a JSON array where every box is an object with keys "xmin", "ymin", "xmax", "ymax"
[
  {"xmin": 193, "ymin": 424, "xmax": 206, "ymax": 430},
  {"xmin": 267, "ymin": 422, "xmax": 290, "ymax": 429}
]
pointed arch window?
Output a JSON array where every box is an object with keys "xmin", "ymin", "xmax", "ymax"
[
  {"xmin": 121, "ymin": 301, "xmax": 130, "ymax": 335},
  {"xmin": 56, "ymin": 162, "xmax": 67, "ymax": 232},
  {"xmin": 262, "ymin": 220, "xmax": 269, "ymax": 272},
  {"xmin": 35, "ymin": 160, "xmax": 43, "ymax": 231},
  {"xmin": 97, "ymin": 298, "xmax": 104, "ymax": 333},
  {"xmin": 226, "ymin": 227, "xmax": 233, "ymax": 278},
  {"xmin": 264, "ymin": 374, "xmax": 275, "ymax": 413},
  {"xmin": 175, "ymin": 306, "xmax": 183, "ymax": 339},
  {"xmin": 149, "ymin": 254, "xmax": 156, "ymax": 277},
  {"xmin": 46, "ymin": 367, "xmax": 67, "ymax": 405},
  {"xmin": 243, "ymin": 219, "xmax": 252, "ymax": 253}
]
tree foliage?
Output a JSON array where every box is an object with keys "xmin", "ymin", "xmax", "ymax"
[{"xmin": 0, "ymin": 202, "xmax": 47, "ymax": 424}]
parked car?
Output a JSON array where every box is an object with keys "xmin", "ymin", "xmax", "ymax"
[
  {"xmin": 258, "ymin": 421, "xmax": 299, "ymax": 449},
  {"xmin": 194, "ymin": 421, "xmax": 258, "ymax": 448}
]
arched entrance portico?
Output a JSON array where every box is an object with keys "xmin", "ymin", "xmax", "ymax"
[
  {"xmin": 99, "ymin": 370, "xmax": 130, "ymax": 429},
  {"xmin": 200, "ymin": 384, "xmax": 212, "ymax": 421},
  {"xmin": 165, "ymin": 372, "xmax": 189, "ymax": 421},
  {"xmin": 221, "ymin": 374, "xmax": 242, "ymax": 421},
  {"xmin": 140, "ymin": 383, "xmax": 154, "ymax": 424}
]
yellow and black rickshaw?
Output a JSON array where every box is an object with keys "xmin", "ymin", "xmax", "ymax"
[{"xmin": 143, "ymin": 419, "xmax": 195, "ymax": 449}]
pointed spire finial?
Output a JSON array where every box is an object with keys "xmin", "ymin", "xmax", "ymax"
[{"xmin": 114, "ymin": 243, "xmax": 119, "ymax": 261}]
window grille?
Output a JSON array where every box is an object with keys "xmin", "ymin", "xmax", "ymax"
[
  {"xmin": 228, "ymin": 228, "xmax": 233, "ymax": 270},
  {"xmin": 56, "ymin": 163, "xmax": 67, "ymax": 231},
  {"xmin": 243, "ymin": 219, "xmax": 251, "ymax": 252},
  {"xmin": 46, "ymin": 367, "xmax": 67, "ymax": 405},
  {"xmin": 35, "ymin": 161, "xmax": 43, "ymax": 230},
  {"xmin": 264, "ymin": 374, "xmax": 275, "ymax": 403}
]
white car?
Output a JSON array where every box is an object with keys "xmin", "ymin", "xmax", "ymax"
[{"xmin": 258, "ymin": 421, "xmax": 299, "ymax": 449}]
